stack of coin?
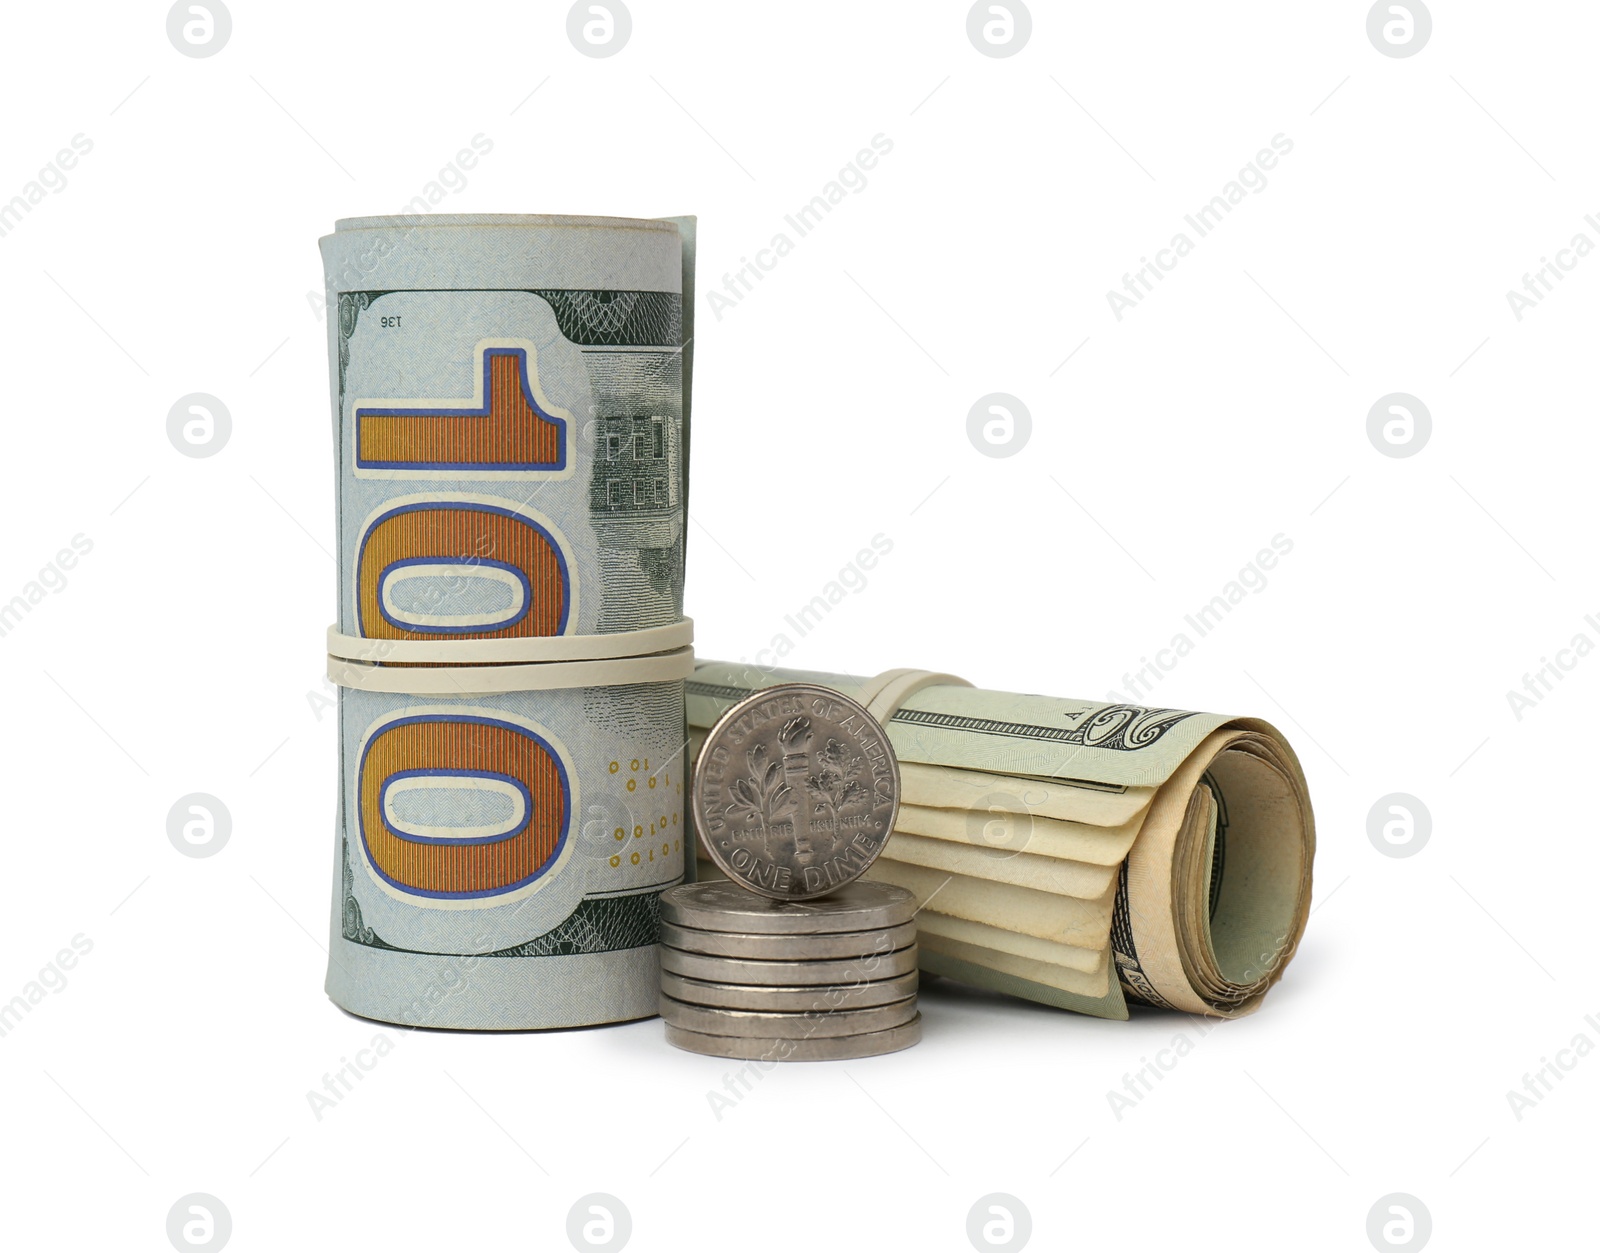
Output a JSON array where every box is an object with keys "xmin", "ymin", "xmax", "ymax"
[
  {"xmin": 662, "ymin": 681, "xmax": 919, "ymax": 1059},
  {"xmin": 657, "ymin": 880, "xmax": 921, "ymax": 1059}
]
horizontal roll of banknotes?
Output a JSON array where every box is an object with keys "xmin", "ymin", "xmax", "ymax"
[
  {"xmin": 320, "ymin": 214, "xmax": 696, "ymax": 1029},
  {"xmin": 688, "ymin": 662, "xmax": 1315, "ymax": 1019}
]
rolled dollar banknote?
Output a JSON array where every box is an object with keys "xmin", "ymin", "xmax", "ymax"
[
  {"xmin": 320, "ymin": 214, "xmax": 694, "ymax": 664},
  {"xmin": 319, "ymin": 213, "xmax": 696, "ymax": 1027},
  {"xmin": 325, "ymin": 649, "xmax": 692, "ymax": 1029},
  {"xmin": 687, "ymin": 663, "xmax": 1315, "ymax": 1019}
]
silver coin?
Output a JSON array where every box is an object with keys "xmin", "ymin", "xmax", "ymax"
[
  {"xmin": 659, "ymin": 919, "xmax": 917, "ymax": 960},
  {"xmin": 691, "ymin": 682, "xmax": 901, "ymax": 900},
  {"xmin": 659, "ymin": 943, "xmax": 919, "ymax": 986},
  {"xmin": 664, "ymin": 1014, "xmax": 922, "ymax": 1061},
  {"xmin": 659, "ymin": 993, "xmax": 918, "ymax": 1039},
  {"xmin": 659, "ymin": 969, "xmax": 920, "ymax": 1012},
  {"xmin": 659, "ymin": 879, "xmax": 916, "ymax": 935}
]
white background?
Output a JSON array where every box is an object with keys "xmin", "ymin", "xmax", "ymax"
[{"xmin": 1, "ymin": 2, "xmax": 1594, "ymax": 1249}]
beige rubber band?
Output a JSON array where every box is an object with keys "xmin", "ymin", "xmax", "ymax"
[
  {"xmin": 328, "ymin": 646, "xmax": 696, "ymax": 694},
  {"xmin": 325, "ymin": 618, "xmax": 694, "ymax": 666},
  {"xmin": 852, "ymin": 668, "xmax": 918, "ymax": 711},
  {"xmin": 861, "ymin": 668, "xmax": 973, "ymax": 724}
]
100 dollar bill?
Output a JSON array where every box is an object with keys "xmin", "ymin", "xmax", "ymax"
[
  {"xmin": 327, "ymin": 667, "xmax": 688, "ymax": 1029},
  {"xmin": 321, "ymin": 215, "xmax": 693, "ymax": 650}
]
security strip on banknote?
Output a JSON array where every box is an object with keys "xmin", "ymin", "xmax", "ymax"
[
  {"xmin": 319, "ymin": 215, "xmax": 696, "ymax": 1029},
  {"xmin": 687, "ymin": 662, "xmax": 1315, "ymax": 1020}
]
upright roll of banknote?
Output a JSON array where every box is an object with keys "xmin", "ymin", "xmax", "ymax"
[
  {"xmin": 319, "ymin": 215, "xmax": 696, "ymax": 1029},
  {"xmin": 687, "ymin": 662, "xmax": 1315, "ymax": 1020},
  {"xmin": 320, "ymin": 214, "xmax": 693, "ymax": 663}
]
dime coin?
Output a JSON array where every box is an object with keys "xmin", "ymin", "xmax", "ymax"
[
  {"xmin": 658, "ymin": 944, "xmax": 919, "ymax": 986},
  {"xmin": 659, "ymin": 879, "xmax": 915, "ymax": 935},
  {"xmin": 658, "ymin": 969, "xmax": 919, "ymax": 1012},
  {"xmin": 663, "ymin": 1014, "xmax": 922, "ymax": 1061},
  {"xmin": 659, "ymin": 919, "xmax": 917, "ymax": 960},
  {"xmin": 691, "ymin": 683, "xmax": 901, "ymax": 900},
  {"xmin": 658, "ymin": 994, "xmax": 917, "ymax": 1039}
]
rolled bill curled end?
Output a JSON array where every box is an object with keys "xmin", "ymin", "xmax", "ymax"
[
  {"xmin": 688, "ymin": 663, "xmax": 1315, "ymax": 1020},
  {"xmin": 319, "ymin": 214, "xmax": 696, "ymax": 1030}
]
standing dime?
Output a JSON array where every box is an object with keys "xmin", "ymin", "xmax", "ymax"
[
  {"xmin": 659, "ymin": 919, "xmax": 918, "ymax": 960},
  {"xmin": 659, "ymin": 880, "xmax": 916, "ymax": 934},
  {"xmin": 659, "ymin": 969, "xmax": 919, "ymax": 1012},
  {"xmin": 658, "ymin": 994, "xmax": 918, "ymax": 1039},
  {"xmin": 658, "ymin": 945, "xmax": 918, "ymax": 986},
  {"xmin": 692, "ymin": 686, "xmax": 902, "ymax": 901},
  {"xmin": 664, "ymin": 1015, "xmax": 922, "ymax": 1061}
]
